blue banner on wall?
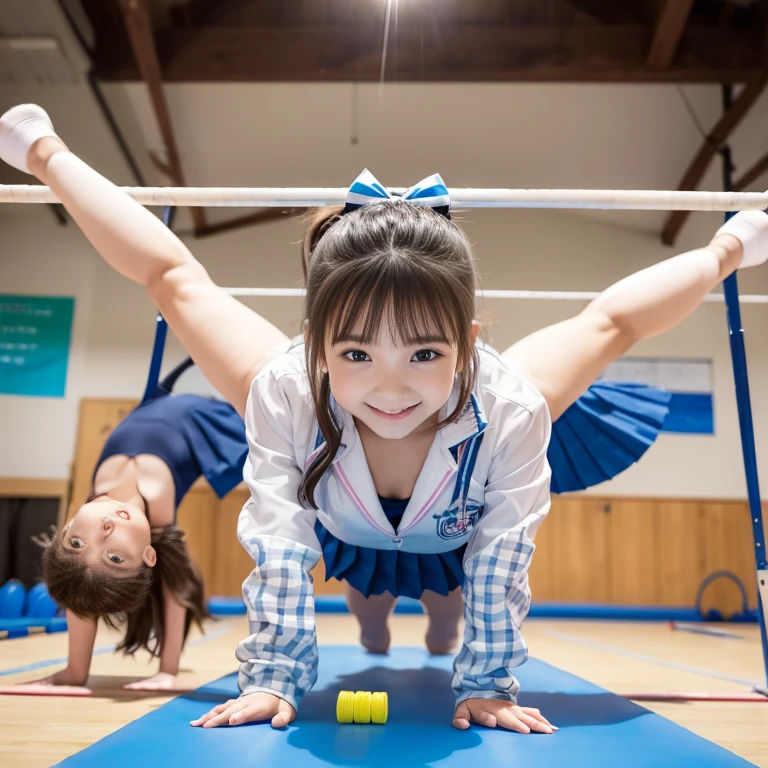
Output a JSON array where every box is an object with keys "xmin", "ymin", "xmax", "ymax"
[
  {"xmin": 0, "ymin": 295, "xmax": 75, "ymax": 398},
  {"xmin": 663, "ymin": 392, "xmax": 714, "ymax": 434}
]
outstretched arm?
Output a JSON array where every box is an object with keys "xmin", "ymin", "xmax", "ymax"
[
  {"xmin": 503, "ymin": 214, "xmax": 767, "ymax": 420},
  {"xmin": 47, "ymin": 610, "xmax": 97, "ymax": 686},
  {"xmin": 452, "ymin": 395, "xmax": 554, "ymax": 733},
  {"xmin": 0, "ymin": 610, "xmax": 97, "ymax": 695},
  {"xmin": 0, "ymin": 105, "xmax": 288, "ymax": 415},
  {"xmin": 123, "ymin": 581, "xmax": 187, "ymax": 691},
  {"xmin": 192, "ymin": 365, "xmax": 322, "ymax": 728}
]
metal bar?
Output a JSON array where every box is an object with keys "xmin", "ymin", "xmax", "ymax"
[
  {"xmin": 3, "ymin": 185, "xmax": 768, "ymax": 210},
  {"xmin": 720, "ymin": 140, "xmax": 768, "ymax": 688},
  {"xmin": 139, "ymin": 205, "xmax": 173, "ymax": 403},
  {"xmin": 220, "ymin": 286, "xmax": 768, "ymax": 303}
]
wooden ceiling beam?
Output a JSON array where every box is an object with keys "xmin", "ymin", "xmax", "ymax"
[
  {"xmin": 647, "ymin": 0, "xmax": 696, "ymax": 70},
  {"xmin": 92, "ymin": 23, "xmax": 765, "ymax": 83},
  {"xmin": 120, "ymin": 0, "xmax": 207, "ymax": 233},
  {"xmin": 661, "ymin": 76, "xmax": 768, "ymax": 246}
]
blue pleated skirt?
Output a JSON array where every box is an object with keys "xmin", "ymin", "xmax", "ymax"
[
  {"xmin": 181, "ymin": 396, "xmax": 249, "ymax": 499},
  {"xmin": 317, "ymin": 380, "xmax": 670, "ymax": 599},
  {"xmin": 315, "ymin": 512, "xmax": 467, "ymax": 600},
  {"xmin": 547, "ymin": 381, "xmax": 670, "ymax": 494}
]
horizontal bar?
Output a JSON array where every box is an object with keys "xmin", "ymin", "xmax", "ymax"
[
  {"xmin": 223, "ymin": 287, "xmax": 768, "ymax": 304},
  {"xmin": 2, "ymin": 184, "xmax": 768, "ymax": 210}
]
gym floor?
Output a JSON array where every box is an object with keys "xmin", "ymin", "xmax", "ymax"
[{"xmin": 1, "ymin": 614, "xmax": 767, "ymax": 767}]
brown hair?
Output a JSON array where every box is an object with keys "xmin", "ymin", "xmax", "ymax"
[
  {"xmin": 41, "ymin": 525, "xmax": 209, "ymax": 657},
  {"xmin": 299, "ymin": 198, "xmax": 481, "ymax": 508}
]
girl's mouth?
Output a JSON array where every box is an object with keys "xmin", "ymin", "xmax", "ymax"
[{"xmin": 367, "ymin": 403, "xmax": 419, "ymax": 420}]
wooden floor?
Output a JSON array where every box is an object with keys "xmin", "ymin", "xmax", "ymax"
[{"xmin": 1, "ymin": 616, "xmax": 767, "ymax": 767}]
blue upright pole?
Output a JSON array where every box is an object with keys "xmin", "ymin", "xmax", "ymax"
[
  {"xmin": 140, "ymin": 206, "xmax": 174, "ymax": 403},
  {"xmin": 719, "ymin": 142, "xmax": 768, "ymax": 692}
]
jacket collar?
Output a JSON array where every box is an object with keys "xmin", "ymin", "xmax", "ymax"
[
  {"xmin": 437, "ymin": 378, "xmax": 489, "ymax": 451},
  {"xmin": 325, "ymin": 378, "xmax": 489, "ymax": 537}
]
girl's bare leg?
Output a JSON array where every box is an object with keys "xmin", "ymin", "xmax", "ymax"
[
  {"xmin": 503, "ymin": 234, "xmax": 747, "ymax": 421},
  {"xmin": 345, "ymin": 584, "xmax": 396, "ymax": 654},
  {"xmin": 420, "ymin": 588, "xmax": 464, "ymax": 655},
  {"xmin": 0, "ymin": 106, "xmax": 288, "ymax": 414}
]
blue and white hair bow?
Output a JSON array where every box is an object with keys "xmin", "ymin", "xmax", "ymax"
[{"xmin": 344, "ymin": 169, "xmax": 451, "ymax": 219}]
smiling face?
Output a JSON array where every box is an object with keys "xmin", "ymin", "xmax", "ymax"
[
  {"xmin": 64, "ymin": 495, "xmax": 157, "ymax": 571},
  {"xmin": 323, "ymin": 315, "xmax": 479, "ymax": 441}
]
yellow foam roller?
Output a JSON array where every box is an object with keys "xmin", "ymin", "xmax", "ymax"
[
  {"xmin": 371, "ymin": 691, "xmax": 388, "ymax": 724},
  {"xmin": 337, "ymin": 689, "xmax": 388, "ymax": 725},
  {"xmin": 336, "ymin": 690, "xmax": 354, "ymax": 723},
  {"xmin": 353, "ymin": 690, "xmax": 372, "ymax": 723}
]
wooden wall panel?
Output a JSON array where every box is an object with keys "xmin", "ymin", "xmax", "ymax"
[
  {"xmin": 701, "ymin": 501, "xmax": 758, "ymax": 617},
  {"xmin": 552, "ymin": 496, "xmax": 610, "ymax": 603},
  {"xmin": 528, "ymin": 500, "xmax": 556, "ymax": 600},
  {"xmin": 201, "ymin": 485, "xmax": 346, "ymax": 597},
  {"xmin": 608, "ymin": 498, "xmax": 660, "ymax": 605},
  {"xmin": 208, "ymin": 488, "xmax": 252, "ymax": 598},
  {"xmin": 175, "ymin": 484, "xmax": 217, "ymax": 594},
  {"xmin": 657, "ymin": 500, "xmax": 707, "ymax": 606}
]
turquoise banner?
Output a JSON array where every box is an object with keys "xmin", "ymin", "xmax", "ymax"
[{"xmin": 0, "ymin": 295, "xmax": 75, "ymax": 397}]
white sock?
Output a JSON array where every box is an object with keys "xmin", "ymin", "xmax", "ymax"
[
  {"xmin": 0, "ymin": 104, "xmax": 58, "ymax": 174},
  {"xmin": 715, "ymin": 210, "xmax": 768, "ymax": 269}
]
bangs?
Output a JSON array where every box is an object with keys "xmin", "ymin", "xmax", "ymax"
[{"xmin": 325, "ymin": 263, "xmax": 469, "ymax": 349}]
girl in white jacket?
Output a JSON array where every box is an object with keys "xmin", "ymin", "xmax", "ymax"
[{"xmin": 2, "ymin": 105, "xmax": 765, "ymax": 734}]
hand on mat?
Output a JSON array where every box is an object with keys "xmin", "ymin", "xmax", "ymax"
[
  {"xmin": 453, "ymin": 699, "xmax": 557, "ymax": 734},
  {"xmin": 45, "ymin": 669, "xmax": 89, "ymax": 688},
  {"xmin": 0, "ymin": 669, "xmax": 92, "ymax": 696},
  {"xmin": 123, "ymin": 672, "xmax": 178, "ymax": 691},
  {"xmin": 190, "ymin": 692, "xmax": 296, "ymax": 729}
]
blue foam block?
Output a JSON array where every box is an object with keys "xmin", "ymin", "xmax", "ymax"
[
  {"xmin": 58, "ymin": 646, "xmax": 755, "ymax": 767},
  {"xmin": 0, "ymin": 580, "xmax": 27, "ymax": 619},
  {"xmin": 24, "ymin": 583, "xmax": 59, "ymax": 619},
  {"xmin": 208, "ymin": 597, "xmax": 247, "ymax": 616},
  {"xmin": 0, "ymin": 617, "xmax": 67, "ymax": 639},
  {"xmin": 0, "ymin": 625, "xmax": 30, "ymax": 639}
]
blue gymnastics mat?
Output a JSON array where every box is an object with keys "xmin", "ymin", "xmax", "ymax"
[{"xmin": 58, "ymin": 646, "xmax": 756, "ymax": 768}]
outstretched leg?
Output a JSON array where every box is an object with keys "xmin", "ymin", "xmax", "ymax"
[
  {"xmin": 503, "ymin": 217, "xmax": 767, "ymax": 420},
  {"xmin": 0, "ymin": 105, "xmax": 289, "ymax": 415}
]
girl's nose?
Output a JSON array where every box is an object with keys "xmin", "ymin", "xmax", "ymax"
[{"xmin": 377, "ymin": 370, "xmax": 411, "ymax": 396}]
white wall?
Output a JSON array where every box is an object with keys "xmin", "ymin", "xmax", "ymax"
[{"xmin": 1, "ymin": 81, "xmax": 767, "ymax": 497}]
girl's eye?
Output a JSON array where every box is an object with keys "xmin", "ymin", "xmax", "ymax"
[
  {"xmin": 69, "ymin": 537, "xmax": 84, "ymax": 549},
  {"xmin": 413, "ymin": 349, "xmax": 440, "ymax": 362},
  {"xmin": 342, "ymin": 350, "xmax": 370, "ymax": 363},
  {"xmin": 107, "ymin": 553, "xmax": 125, "ymax": 564}
]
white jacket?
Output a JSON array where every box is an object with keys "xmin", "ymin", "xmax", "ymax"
[{"xmin": 235, "ymin": 338, "xmax": 552, "ymax": 711}]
